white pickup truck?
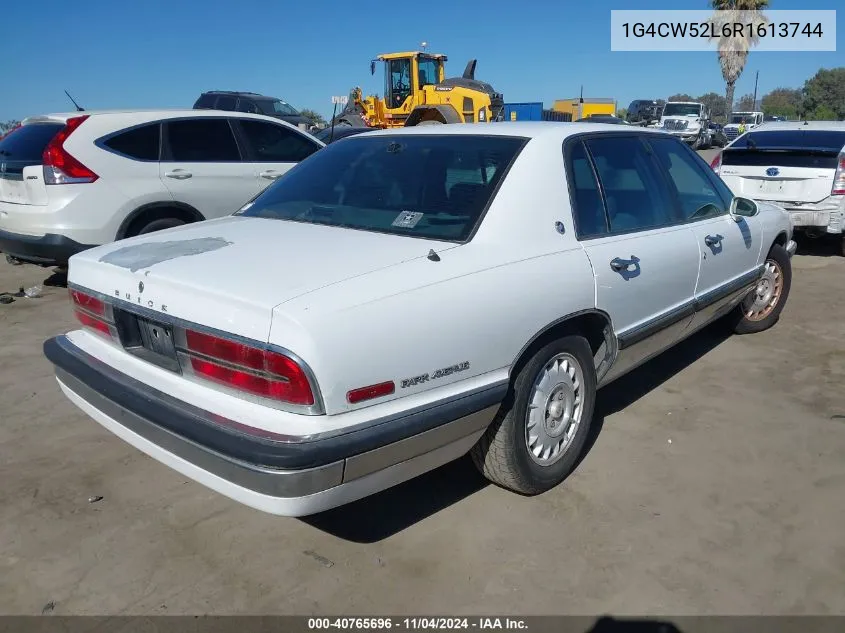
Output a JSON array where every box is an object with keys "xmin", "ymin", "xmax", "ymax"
[
  {"xmin": 723, "ymin": 111, "xmax": 765, "ymax": 143},
  {"xmin": 659, "ymin": 101, "xmax": 712, "ymax": 149}
]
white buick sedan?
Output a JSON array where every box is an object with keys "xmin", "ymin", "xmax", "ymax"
[{"xmin": 45, "ymin": 123, "xmax": 796, "ymax": 516}]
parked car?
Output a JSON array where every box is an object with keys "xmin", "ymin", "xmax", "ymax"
[
  {"xmin": 0, "ymin": 110, "xmax": 323, "ymax": 266},
  {"xmin": 193, "ymin": 91, "xmax": 311, "ymax": 129},
  {"xmin": 707, "ymin": 122, "xmax": 729, "ymax": 148},
  {"xmin": 712, "ymin": 121, "xmax": 845, "ymax": 255},
  {"xmin": 313, "ymin": 125, "xmax": 378, "ymax": 144},
  {"xmin": 625, "ymin": 99, "xmax": 662, "ymax": 126},
  {"xmin": 45, "ymin": 122, "xmax": 795, "ymax": 517}
]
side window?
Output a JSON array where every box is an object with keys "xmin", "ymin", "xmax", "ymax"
[
  {"xmin": 238, "ymin": 120, "xmax": 320, "ymax": 162},
  {"xmin": 584, "ymin": 135, "xmax": 677, "ymax": 233},
  {"xmin": 567, "ymin": 141, "xmax": 608, "ymax": 238},
  {"xmin": 165, "ymin": 119, "xmax": 241, "ymax": 162},
  {"xmin": 236, "ymin": 99, "xmax": 258, "ymax": 114},
  {"xmin": 649, "ymin": 136, "xmax": 729, "ymax": 221},
  {"xmin": 102, "ymin": 123, "xmax": 160, "ymax": 161},
  {"xmin": 216, "ymin": 95, "xmax": 236, "ymax": 110}
]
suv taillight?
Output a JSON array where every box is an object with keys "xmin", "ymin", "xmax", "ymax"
[
  {"xmin": 710, "ymin": 152, "xmax": 722, "ymax": 174},
  {"xmin": 70, "ymin": 288, "xmax": 115, "ymax": 339},
  {"xmin": 832, "ymin": 152, "xmax": 845, "ymax": 196},
  {"xmin": 43, "ymin": 116, "xmax": 98, "ymax": 185},
  {"xmin": 182, "ymin": 329, "xmax": 315, "ymax": 406}
]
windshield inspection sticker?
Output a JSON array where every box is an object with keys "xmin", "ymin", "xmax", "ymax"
[{"xmin": 392, "ymin": 211, "xmax": 424, "ymax": 228}]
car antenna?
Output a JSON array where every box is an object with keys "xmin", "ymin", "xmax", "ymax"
[
  {"xmin": 64, "ymin": 90, "xmax": 84, "ymax": 112},
  {"xmin": 427, "ymin": 249, "xmax": 441, "ymax": 262}
]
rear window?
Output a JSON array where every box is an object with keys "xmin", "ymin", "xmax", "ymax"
[
  {"xmin": 238, "ymin": 134, "xmax": 526, "ymax": 241},
  {"xmin": 194, "ymin": 95, "xmax": 216, "ymax": 109},
  {"xmin": 731, "ymin": 130, "xmax": 845, "ymax": 151},
  {"xmin": 0, "ymin": 123, "xmax": 62, "ymax": 162},
  {"xmin": 724, "ymin": 129, "xmax": 845, "ymax": 169}
]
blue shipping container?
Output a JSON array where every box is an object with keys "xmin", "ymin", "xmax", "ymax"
[{"xmin": 504, "ymin": 102, "xmax": 543, "ymax": 121}]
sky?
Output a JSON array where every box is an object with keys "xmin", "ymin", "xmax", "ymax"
[{"xmin": 0, "ymin": 0, "xmax": 842, "ymax": 122}]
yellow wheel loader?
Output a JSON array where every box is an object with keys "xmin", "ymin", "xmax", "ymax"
[{"xmin": 331, "ymin": 51, "xmax": 504, "ymax": 129}]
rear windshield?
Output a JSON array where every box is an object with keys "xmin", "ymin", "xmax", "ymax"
[
  {"xmin": 731, "ymin": 130, "xmax": 845, "ymax": 151},
  {"xmin": 724, "ymin": 130, "xmax": 845, "ymax": 169},
  {"xmin": 0, "ymin": 123, "xmax": 63, "ymax": 162},
  {"xmin": 238, "ymin": 134, "xmax": 526, "ymax": 241}
]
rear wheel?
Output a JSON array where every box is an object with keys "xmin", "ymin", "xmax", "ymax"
[
  {"xmin": 470, "ymin": 335, "xmax": 596, "ymax": 495},
  {"xmin": 729, "ymin": 244, "xmax": 792, "ymax": 334},
  {"xmin": 416, "ymin": 119, "xmax": 445, "ymax": 126},
  {"xmin": 134, "ymin": 217, "xmax": 186, "ymax": 236}
]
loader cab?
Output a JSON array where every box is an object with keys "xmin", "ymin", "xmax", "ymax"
[{"xmin": 376, "ymin": 52, "xmax": 447, "ymax": 111}]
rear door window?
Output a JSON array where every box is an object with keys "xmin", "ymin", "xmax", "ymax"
[
  {"xmin": 164, "ymin": 119, "xmax": 241, "ymax": 162},
  {"xmin": 101, "ymin": 123, "xmax": 160, "ymax": 161},
  {"xmin": 237, "ymin": 119, "xmax": 320, "ymax": 162},
  {"xmin": 566, "ymin": 141, "xmax": 608, "ymax": 238},
  {"xmin": 236, "ymin": 99, "xmax": 259, "ymax": 114},
  {"xmin": 583, "ymin": 135, "xmax": 677, "ymax": 233},
  {"xmin": 238, "ymin": 134, "xmax": 526, "ymax": 241}
]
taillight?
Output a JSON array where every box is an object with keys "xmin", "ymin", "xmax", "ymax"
[
  {"xmin": 183, "ymin": 329, "xmax": 315, "ymax": 406},
  {"xmin": 43, "ymin": 115, "xmax": 98, "ymax": 185},
  {"xmin": 710, "ymin": 152, "xmax": 722, "ymax": 174},
  {"xmin": 70, "ymin": 288, "xmax": 114, "ymax": 339},
  {"xmin": 832, "ymin": 152, "xmax": 845, "ymax": 196}
]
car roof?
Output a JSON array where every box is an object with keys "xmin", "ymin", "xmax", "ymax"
[
  {"xmin": 747, "ymin": 121, "xmax": 845, "ymax": 132},
  {"xmin": 21, "ymin": 109, "xmax": 297, "ymax": 126},
  {"xmin": 349, "ymin": 122, "xmax": 665, "ymax": 141}
]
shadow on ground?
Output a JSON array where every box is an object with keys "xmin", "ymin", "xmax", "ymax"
[
  {"xmin": 795, "ymin": 235, "xmax": 842, "ymax": 258},
  {"xmin": 304, "ymin": 322, "xmax": 731, "ymax": 543}
]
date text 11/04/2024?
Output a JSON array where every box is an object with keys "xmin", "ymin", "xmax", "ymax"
[
  {"xmin": 307, "ymin": 618, "xmax": 528, "ymax": 630},
  {"xmin": 621, "ymin": 21, "xmax": 823, "ymax": 38}
]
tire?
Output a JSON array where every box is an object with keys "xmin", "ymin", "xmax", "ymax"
[
  {"xmin": 417, "ymin": 119, "xmax": 445, "ymax": 126},
  {"xmin": 470, "ymin": 335, "xmax": 597, "ymax": 495},
  {"xmin": 729, "ymin": 244, "xmax": 792, "ymax": 334},
  {"xmin": 134, "ymin": 217, "xmax": 186, "ymax": 237},
  {"xmin": 692, "ymin": 134, "xmax": 703, "ymax": 150}
]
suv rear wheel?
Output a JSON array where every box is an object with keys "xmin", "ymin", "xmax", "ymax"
[{"xmin": 135, "ymin": 218, "xmax": 185, "ymax": 236}]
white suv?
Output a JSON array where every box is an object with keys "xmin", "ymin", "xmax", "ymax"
[{"xmin": 0, "ymin": 110, "xmax": 324, "ymax": 266}]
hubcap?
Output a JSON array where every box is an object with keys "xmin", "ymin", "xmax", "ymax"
[
  {"xmin": 743, "ymin": 259, "xmax": 783, "ymax": 322},
  {"xmin": 525, "ymin": 353, "xmax": 584, "ymax": 466}
]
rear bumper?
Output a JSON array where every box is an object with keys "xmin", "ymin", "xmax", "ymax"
[
  {"xmin": 44, "ymin": 335, "xmax": 503, "ymax": 516},
  {"xmin": 0, "ymin": 229, "xmax": 97, "ymax": 266}
]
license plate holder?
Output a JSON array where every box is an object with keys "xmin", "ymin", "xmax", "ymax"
[{"xmin": 137, "ymin": 317, "xmax": 177, "ymax": 360}]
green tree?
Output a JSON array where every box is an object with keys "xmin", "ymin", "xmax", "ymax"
[
  {"xmin": 761, "ymin": 87, "xmax": 802, "ymax": 119},
  {"xmin": 0, "ymin": 120, "xmax": 20, "ymax": 134},
  {"xmin": 802, "ymin": 67, "xmax": 845, "ymax": 120},
  {"xmin": 736, "ymin": 93, "xmax": 756, "ymax": 111},
  {"xmin": 805, "ymin": 105, "xmax": 838, "ymax": 121},
  {"xmin": 698, "ymin": 92, "xmax": 728, "ymax": 121},
  {"xmin": 299, "ymin": 109, "xmax": 327, "ymax": 127},
  {"xmin": 616, "ymin": 108, "xmax": 628, "ymax": 120},
  {"xmin": 709, "ymin": 0, "xmax": 769, "ymax": 115},
  {"xmin": 667, "ymin": 93, "xmax": 695, "ymax": 102}
]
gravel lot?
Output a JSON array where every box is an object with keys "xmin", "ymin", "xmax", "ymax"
[{"xmin": 2, "ymin": 184, "xmax": 845, "ymax": 616}]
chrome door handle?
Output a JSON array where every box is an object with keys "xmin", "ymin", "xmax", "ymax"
[
  {"xmin": 610, "ymin": 256, "xmax": 639, "ymax": 272},
  {"xmin": 704, "ymin": 234, "xmax": 723, "ymax": 246},
  {"xmin": 164, "ymin": 170, "xmax": 192, "ymax": 180},
  {"xmin": 259, "ymin": 170, "xmax": 283, "ymax": 180}
]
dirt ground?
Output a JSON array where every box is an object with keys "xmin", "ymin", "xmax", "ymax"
[{"xmin": 1, "ymin": 237, "xmax": 845, "ymax": 616}]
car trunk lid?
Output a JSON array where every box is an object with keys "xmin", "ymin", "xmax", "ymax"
[
  {"xmin": 0, "ymin": 121, "xmax": 64, "ymax": 206},
  {"xmin": 68, "ymin": 215, "xmax": 459, "ymax": 342}
]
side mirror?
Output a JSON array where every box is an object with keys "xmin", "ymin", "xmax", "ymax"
[{"xmin": 730, "ymin": 196, "xmax": 758, "ymax": 221}]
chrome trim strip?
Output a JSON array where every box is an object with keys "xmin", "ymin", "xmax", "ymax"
[
  {"xmin": 56, "ymin": 369, "xmax": 344, "ymax": 498},
  {"xmin": 343, "ymin": 405, "xmax": 497, "ymax": 482},
  {"xmin": 67, "ymin": 281, "xmax": 326, "ymax": 416}
]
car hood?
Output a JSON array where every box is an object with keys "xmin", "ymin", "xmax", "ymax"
[{"xmin": 68, "ymin": 216, "xmax": 459, "ymax": 340}]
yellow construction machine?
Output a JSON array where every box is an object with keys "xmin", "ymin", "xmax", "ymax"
[{"xmin": 331, "ymin": 51, "xmax": 504, "ymax": 129}]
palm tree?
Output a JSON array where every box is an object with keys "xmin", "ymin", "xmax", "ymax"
[{"xmin": 710, "ymin": 0, "xmax": 769, "ymax": 118}]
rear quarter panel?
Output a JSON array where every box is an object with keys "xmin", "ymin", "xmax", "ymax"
[{"xmin": 271, "ymin": 134, "xmax": 600, "ymax": 415}]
